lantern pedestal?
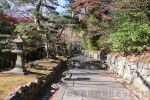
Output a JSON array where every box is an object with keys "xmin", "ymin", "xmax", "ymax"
[{"xmin": 10, "ymin": 53, "xmax": 26, "ymax": 75}]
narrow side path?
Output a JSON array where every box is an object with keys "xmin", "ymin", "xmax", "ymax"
[{"xmin": 53, "ymin": 54, "xmax": 139, "ymax": 100}]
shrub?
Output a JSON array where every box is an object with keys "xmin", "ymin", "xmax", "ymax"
[{"xmin": 107, "ymin": 6, "xmax": 150, "ymax": 53}]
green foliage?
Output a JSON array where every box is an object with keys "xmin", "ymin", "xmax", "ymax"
[
  {"xmin": 80, "ymin": 14, "xmax": 110, "ymax": 51},
  {"xmin": 0, "ymin": 0, "xmax": 10, "ymax": 12},
  {"xmin": 82, "ymin": 31, "xmax": 88, "ymax": 50},
  {"xmin": 78, "ymin": 0, "xmax": 150, "ymax": 52},
  {"xmin": 82, "ymin": 32, "xmax": 101, "ymax": 51},
  {"xmin": 84, "ymin": 35, "xmax": 109, "ymax": 51},
  {"xmin": 97, "ymin": 35, "xmax": 109, "ymax": 51},
  {"xmin": 107, "ymin": 5, "xmax": 150, "ymax": 53},
  {"xmin": 14, "ymin": 23, "xmax": 44, "ymax": 51},
  {"xmin": 0, "ymin": 21, "xmax": 15, "ymax": 52},
  {"xmin": 89, "ymin": 36, "xmax": 99, "ymax": 50},
  {"xmin": 87, "ymin": 16, "xmax": 99, "ymax": 26}
]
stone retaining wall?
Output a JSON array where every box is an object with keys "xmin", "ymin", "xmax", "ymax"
[
  {"xmin": 5, "ymin": 61, "xmax": 64, "ymax": 100},
  {"xmin": 82, "ymin": 50, "xmax": 150, "ymax": 93},
  {"xmin": 82, "ymin": 50, "xmax": 106, "ymax": 60}
]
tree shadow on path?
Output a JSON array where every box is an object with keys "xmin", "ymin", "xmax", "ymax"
[{"xmin": 71, "ymin": 54, "xmax": 108, "ymax": 70}]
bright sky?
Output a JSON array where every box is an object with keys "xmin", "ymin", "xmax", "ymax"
[
  {"xmin": 56, "ymin": 0, "xmax": 68, "ymax": 15},
  {"xmin": 6, "ymin": 0, "xmax": 69, "ymax": 16}
]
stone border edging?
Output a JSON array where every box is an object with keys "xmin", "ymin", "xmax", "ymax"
[{"xmin": 5, "ymin": 61, "xmax": 64, "ymax": 100}]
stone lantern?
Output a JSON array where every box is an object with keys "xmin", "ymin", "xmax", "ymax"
[{"xmin": 10, "ymin": 36, "xmax": 26, "ymax": 75}]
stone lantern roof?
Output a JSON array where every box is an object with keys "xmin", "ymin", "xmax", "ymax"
[
  {"xmin": 11, "ymin": 36, "xmax": 25, "ymax": 54},
  {"xmin": 12, "ymin": 36, "xmax": 24, "ymax": 43}
]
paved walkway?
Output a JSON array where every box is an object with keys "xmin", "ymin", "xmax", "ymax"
[{"xmin": 53, "ymin": 54, "xmax": 139, "ymax": 100}]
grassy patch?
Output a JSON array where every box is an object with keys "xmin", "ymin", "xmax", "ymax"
[
  {"xmin": 0, "ymin": 58, "xmax": 59, "ymax": 100},
  {"xmin": 0, "ymin": 75, "xmax": 35, "ymax": 99}
]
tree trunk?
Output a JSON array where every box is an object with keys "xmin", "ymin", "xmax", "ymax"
[
  {"xmin": 34, "ymin": 0, "xmax": 42, "ymax": 30},
  {"xmin": 34, "ymin": 0, "xmax": 50, "ymax": 58},
  {"xmin": 45, "ymin": 33, "xmax": 49, "ymax": 58}
]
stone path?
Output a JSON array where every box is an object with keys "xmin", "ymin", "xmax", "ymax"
[{"xmin": 53, "ymin": 54, "xmax": 139, "ymax": 100}]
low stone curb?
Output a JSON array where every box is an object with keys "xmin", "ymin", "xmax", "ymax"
[{"xmin": 5, "ymin": 61, "xmax": 64, "ymax": 100}]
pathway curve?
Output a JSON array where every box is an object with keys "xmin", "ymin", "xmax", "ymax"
[{"xmin": 53, "ymin": 54, "xmax": 139, "ymax": 100}]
